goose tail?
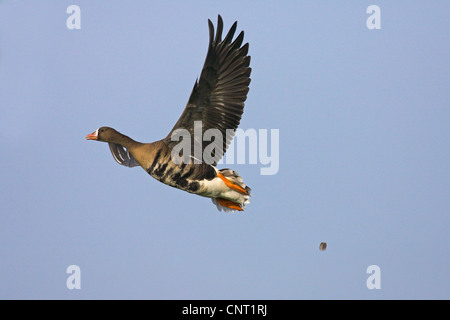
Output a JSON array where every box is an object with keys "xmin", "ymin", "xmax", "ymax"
[{"xmin": 212, "ymin": 168, "xmax": 251, "ymax": 212}]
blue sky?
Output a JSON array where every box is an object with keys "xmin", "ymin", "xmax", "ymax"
[{"xmin": 0, "ymin": 1, "xmax": 449, "ymax": 299}]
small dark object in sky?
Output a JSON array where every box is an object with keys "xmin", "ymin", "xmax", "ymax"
[{"xmin": 319, "ymin": 242, "xmax": 327, "ymax": 251}]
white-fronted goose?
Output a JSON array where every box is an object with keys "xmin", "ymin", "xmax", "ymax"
[{"xmin": 86, "ymin": 15, "xmax": 252, "ymax": 212}]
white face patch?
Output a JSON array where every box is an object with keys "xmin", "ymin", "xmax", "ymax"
[{"xmin": 94, "ymin": 128, "xmax": 99, "ymax": 137}]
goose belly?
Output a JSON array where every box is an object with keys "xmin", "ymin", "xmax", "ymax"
[{"xmin": 146, "ymin": 159, "xmax": 216, "ymax": 195}]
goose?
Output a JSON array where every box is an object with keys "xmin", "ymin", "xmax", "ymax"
[{"xmin": 86, "ymin": 15, "xmax": 252, "ymax": 212}]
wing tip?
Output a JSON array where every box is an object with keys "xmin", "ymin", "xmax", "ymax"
[{"xmin": 214, "ymin": 14, "xmax": 224, "ymax": 44}]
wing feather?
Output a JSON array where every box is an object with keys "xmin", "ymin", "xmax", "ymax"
[
  {"xmin": 163, "ymin": 15, "xmax": 251, "ymax": 166},
  {"xmin": 108, "ymin": 143, "xmax": 140, "ymax": 168}
]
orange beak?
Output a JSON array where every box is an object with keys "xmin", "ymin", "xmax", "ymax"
[{"xmin": 86, "ymin": 130, "xmax": 98, "ymax": 140}]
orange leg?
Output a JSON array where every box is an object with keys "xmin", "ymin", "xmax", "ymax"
[
  {"xmin": 217, "ymin": 173, "xmax": 248, "ymax": 195},
  {"xmin": 216, "ymin": 198, "xmax": 243, "ymax": 211}
]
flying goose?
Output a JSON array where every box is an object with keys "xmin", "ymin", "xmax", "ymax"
[{"xmin": 86, "ymin": 15, "xmax": 252, "ymax": 212}]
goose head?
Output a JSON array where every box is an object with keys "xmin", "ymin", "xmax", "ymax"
[{"xmin": 86, "ymin": 127, "xmax": 121, "ymax": 143}]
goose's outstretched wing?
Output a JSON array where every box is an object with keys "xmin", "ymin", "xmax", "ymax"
[
  {"xmin": 108, "ymin": 143, "xmax": 139, "ymax": 167},
  {"xmin": 163, "ymin": 15, "xmax": 251, "ymax": 166}
]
